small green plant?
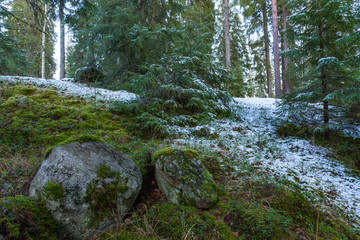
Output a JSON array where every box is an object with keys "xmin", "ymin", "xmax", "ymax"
[
  {"xmin": 0, "ymin": 196, "xmax": 59, "ymax": 239},
  {"xmin": 43, "ymin": 181, "xmax": 65, "ymax": 201},
  {"xmin": 127, "ymin": 203, "xmax": 236, "ymax": 240},
  {"xmin": 130, "ymin": 112, "xmax": 168, "ymax": 139},
  {"xmin": 84, "ymin": 164, "xmax": 128, "ymax": 227}
]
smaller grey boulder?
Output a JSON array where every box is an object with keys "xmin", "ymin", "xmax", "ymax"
[
  {"xmin": 153, "ymin": 148, "xmax": 218, "ymax": 209},
  {"xmin": 29, "ymin": 142, "xmax": 142, "ymax": 240}
]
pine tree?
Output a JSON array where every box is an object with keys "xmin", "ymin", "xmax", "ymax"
[
  {"xmin": 215, "ymin": 3, "xmax": 251, "ymax": 96},
  {"xmin": 4, "ymin": 0, "xmax": 56, "ymax": 77},
  {"xmin": 224, "ymin": 0, "xmax": 231, "ymax": 70},
  {"xmin": 66, "ymin": 0, "xmax": 232, "ymax": 126},
  {"xmin": 0, "ymin": 1, "xmax": 27, "ymax": 74},
  {"xmin": 284, "ymin": 0, "xmax": 359, "ymax": 138},
  {"xmin": 271, "ymin": 0, "xmax": 281, "ymax": 97},
  {"xmin": 241, "ymin": 0, "xmax": 273, "ymax": 97}
]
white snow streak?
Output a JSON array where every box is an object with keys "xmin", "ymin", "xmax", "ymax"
[
  {"xmin": 171, "ymin": 98, "xmax": 360, "ymax": 227},
  {"xmin": 0, "ymin": 76, "xmax": 138, "ymax": 103}
]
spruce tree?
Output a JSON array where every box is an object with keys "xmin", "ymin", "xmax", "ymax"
[
  {"xmin": 6, "ymin": 0, "xmax": 56, "ymax": 78},
  {"xmin": 284, "ymin": 0, "xmax": 359, "ymax": 138},
  {"xmin": 241, "ymin": 0, "xmax": 273, "ymax": 97},
  {"xmin": 0, "ymin": 0, "xmax": 27, "ymax": 74}
]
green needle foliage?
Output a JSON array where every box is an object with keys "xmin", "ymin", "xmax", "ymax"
[
  {"xmin": 280, "ymin": 0, "xmax": 360, "ymax": 136},
  {"xmin": 67, "ymin": 0, "xmax": 233, "ymax": 135},
  {"xmin": 0, "ymin": 0, "xmax": 28, "ymax": 75},
  {"xmin": 5, "ymin": 0, "xmax": 56, "ymax": 78}
]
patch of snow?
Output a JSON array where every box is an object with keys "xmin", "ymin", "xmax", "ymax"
[
  {"xmin": 1, "ymin": 77, "xmax": 359, "ymax": 227},
  {"xmin": 170, "ymin": 98, "xmax": 360, "ymax": 227},
  {"xmin": 0, "ymin": 76, "xmax": 138, "ymax": 104}
]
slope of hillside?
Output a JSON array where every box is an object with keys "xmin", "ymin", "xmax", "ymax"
[{"xmin": 0, "ymin": 76, "xmax": 359, "ymax": 239}]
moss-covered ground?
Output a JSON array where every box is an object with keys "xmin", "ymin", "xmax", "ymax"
[{"xmin": 0, "ymin": 82, "xmax": 359, "ymax": 239}]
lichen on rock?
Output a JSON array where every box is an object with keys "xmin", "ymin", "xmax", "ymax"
[
  {"xmin": 29, "ymin": 142, "xmax": 142, "ymax": 240},
  {"xmin": 153, "ymin": 148, "xmax": 218, "ymax": 209}
]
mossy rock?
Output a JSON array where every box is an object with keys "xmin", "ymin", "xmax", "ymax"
[
  {"xmin": 29, "ymin": 142, "xmax": 142, "ymax": 240},
  {"xmin": 0, "ymin": 196, "xmax": 59, "ymax": 240},
  {"xmin": 153, "ymin": 148, "xmax": 218, "ymax": 208},
  {"xmin": 44, "ymin": 134, "xmax": 105, "ymax": 157}
]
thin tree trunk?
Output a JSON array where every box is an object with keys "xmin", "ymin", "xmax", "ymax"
[
  {"xmin": 59, "ymin": 0, "xmax": 65, "ymax": 79},
  {"xmin": 41, "ymin": 2, "xmax": 47, "ymax": 79},
  {"xmin": 319, "ymin": 22, "xmax": 329, "ymax": 139},
  {"xmin": 271, "ymin": 0, "xmax": 281, "ymax": 97},
  {"xmin": 224, "ymin": 0, "xmax": 231, "ymax": 70},
  {"xmin": 281, "ymin": 6, "xmax": 290, "ymax": 94},
  {"xmin": 187, "ymin": 0, "xmax": 193, "ymax": 57},
  {"xmin": 262, "ymin": 1, "xmax": 272, "ymax": 97}
]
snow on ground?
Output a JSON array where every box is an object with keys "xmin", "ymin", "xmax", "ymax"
[
  {"xmin": 171, "ymin": 98, "xmax": 360, "ymax": 227},
  {"xmin": 1, "ymin": 76, "xmax": 359, "ymax": 226},
  {"xmin": 0, "ymin": 76, "xmax": 138, "ymax": 103}
]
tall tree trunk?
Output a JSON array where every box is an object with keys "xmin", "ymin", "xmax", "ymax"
[
  {"xmin": 262, "ymin": 1, "xmax": 272, "ymax": 97},
  {"xmin": 41, "ymin": 2, "xmax": 47, "ymax": 79},
  {"xmin": 224, "ymin": 0, "xmax": 231, "ymax": 70},
  {"xmin": 281, "ymin": 6, "xmax": 290, "ymax": 94},
  {"xmin": 271, "ymin": 0, "xmax": 281, "ymax": 97},
  {"xmin": 59, "ymin": 0, "xmax": 65, "ymax": 79},
  {"xmin": 319, "ymin": 22, "xmax": 329, "ymax": 139},
  {"xmin": 187, "ymin": 0, "xmax": 193, "ymax": 57}
]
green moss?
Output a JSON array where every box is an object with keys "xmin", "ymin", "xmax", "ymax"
[
  {"xmin": 0, "ymin": 85, "xmax": 128, "ymax": 156},
  {"xmin": 96, "ymin": 230, "xmax": 158, "ymax": 240},
  {"xmin": 0, "ymin": 196, "xmax": 59, "ymax": 239},
  {"xmin": 272, "ymin": 188, "xmax": 316, "ymax": 225},
  {"xmin": 45, "ymin": 134, "xmax": 105, "ymax": 157},
  {"xmin": 128, "ymin": 203, "xmax": 235, "ymax": 239},
  {"xmin": 84, "ymin": 164, "xmax": 128, "ymax": 227},
  {"xmin": 153, "ymin": 148, "xmax": 219, "ymax": 207},
  {"xmin": 183, "ymin": 148, "xmax": 199, "ymax": 158},
  {"xmin": 0, "ymin": 95, "xmax": 30, "ymax": 108},
  {"xmin": 13, "ymin": 85, "xmax": 38, "ymax": 96},
  {"xmin": 152, "ymin": 147, "xmax": 175, "ymax": 162},
  {"xmin": 43, "ymin": 181, "xmax": 65, "ymax": 201}
]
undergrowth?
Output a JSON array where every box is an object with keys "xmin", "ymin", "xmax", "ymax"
[{"xmin": 0, "ymin": 196, "xmax": 59, "ymax": 240}]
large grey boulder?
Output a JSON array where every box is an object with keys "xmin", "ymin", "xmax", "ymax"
[
  {"xmin": 29, "ymin": 142, "xmax": 142, "ymax": 240},
  {"xmin": 153, "ymin": 148, "xmax": 218, "ymax": 209}
]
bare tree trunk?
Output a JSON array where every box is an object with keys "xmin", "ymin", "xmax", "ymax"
[
  {"xmin": 59, "ymin": 0, "xmax": 65, "ymax": 79},
  {"xmin": 224, "ymin": 0, "xmax": 231, "ymax": 70},
  {"xmin": 41, "ymin": 2, "xmax": 47, "ymax": 79},
  {"xmin": 271, "ymin": 0, "xmax": 281, "ymax": 97},
  {"xmin": 262, "ymin": 1, "xmax": 272, "ymax": 97},
  {"xmin": 281, "ymin": 6, "xmax": 290, "ymax": 94}
]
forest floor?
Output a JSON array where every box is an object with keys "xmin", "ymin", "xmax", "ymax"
[
  {"xmin": 170, "ymin": 98, "xmax": 360, "ymax": 227},
  {"xmin": 1, "ymin": 76, "xmax": 359, "ymax": 238}
]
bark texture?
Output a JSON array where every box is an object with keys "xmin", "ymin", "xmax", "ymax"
[
  {"xmin": 262, "ymin": 1, "xmax": 273, "ymax": 97},
  {"xmin": 224, "ymin": 0, "xmax": 231, "ymax": 70},
  {"xmin": 271, "ymin": 0, "xmax": 281, "ymax": 97},
  {"xmin": 281, "ymin": 6, "xmax": 290, "ymax": 94},
  {"xmin": 59, "ymin": 0, "xmax": 65, "ymax": 79},
  {"xmin": 41, "ymin": 2, "xmax": 47, "ymax": 79}
]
